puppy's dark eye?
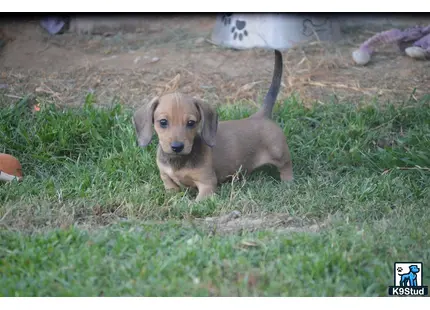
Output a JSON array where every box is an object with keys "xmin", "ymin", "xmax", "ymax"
[
  {"xmin": 159, "ymin": 119, "xmax": 168, "ymax": 128},
  {"xmin": 186, "ymin": 120, "xmax": 196, "ymax": 128}
]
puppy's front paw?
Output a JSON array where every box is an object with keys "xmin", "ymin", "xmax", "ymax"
[
  {"xmin": 195, "ymin": 187, "xmax": 216, "ymax": 202},
  {"xmin": 165, "ymin": 186, "xmax": 181, "ymax": 193},
  {"xmin": 195, "ymin": 179, "xmax": 217, "ymax": 202},
  {"xmin": 163, "ymin": 178, "xmax": 181, "ymax": 193},
  {"xmin": 195, "ymin": 192, "xmax": 214, "ymax": 202}
]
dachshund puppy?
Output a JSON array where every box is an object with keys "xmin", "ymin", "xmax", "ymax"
[{"xmin": 133, "ymin": 50, "xmax": 292, "ymax": 201}]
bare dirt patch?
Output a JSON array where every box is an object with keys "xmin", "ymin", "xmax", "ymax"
[
  {"xmin": 1, "ymin": 16, "xmax": 429, "ymax": 109},
  {"xmin": 196, "ymin": 211, "xmax": 329, "ymax": 235},
  {"xmin": 0, "ymin": 198, "xmax": 328, "ymax": 235}
]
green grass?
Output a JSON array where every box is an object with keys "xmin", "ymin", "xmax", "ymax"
[{"xmin": 1, "ymin": 93, "xmax": 430, "ymax": 296}]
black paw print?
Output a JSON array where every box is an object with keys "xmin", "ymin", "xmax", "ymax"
[
  {"xmin": 222, "ymin": 13, "xmax": 233, "ymax": 26},
  {"xmin": 397, "ymin": 267, "xmax": 403, "ymax": 273},
  {"xmin": 231, "ymin": 19, "xmax": 248, "ymax": 41},
  {"xmin": 302, "ymin": 18, "xmax": 330, "ymax": 37}
]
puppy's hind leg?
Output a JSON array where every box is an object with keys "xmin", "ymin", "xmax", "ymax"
[
  {"xmin": 269, "ymin": 143, "xmax": 293, "ymax": 182},
  {"xmin": 278, "ymin": 157, "xmax": 293, "ymax": 182}
]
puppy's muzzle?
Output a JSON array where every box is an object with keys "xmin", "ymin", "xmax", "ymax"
[{"xmin": 171, "ymin": 141, "xmax": 185, "ymax": 153}]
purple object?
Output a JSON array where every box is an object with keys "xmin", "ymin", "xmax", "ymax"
[
  {"xmin": 353, "ymin": 24, "xmax": 430, "ymax": 65},
  {"xmin": 358, "ymin": 25, "xmax": 430, "ymax": 56},
  {"xmin": 413, "ymin": 33, "xmax": 430, "ymax": 51},
  {"xmin": 40, "ymin": 17, "xmax": 67, "ymax": 35}
]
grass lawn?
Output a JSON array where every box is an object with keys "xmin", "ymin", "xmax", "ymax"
[{"xmin": 0, "ymin": 93, "xmax": 429, "ymax": 296}]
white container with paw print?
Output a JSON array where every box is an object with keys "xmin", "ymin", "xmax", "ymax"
[{"xmin": 211, "ymin": 13, "xmax": 341, "ymax": 50}]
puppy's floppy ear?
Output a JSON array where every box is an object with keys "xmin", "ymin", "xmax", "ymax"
[
  {"xmin": 133, "ymin": 96, "xmax": 159, "ymax": 147},
  {"xmin": 194, "ymin": 98, "xmax": 218, "ymax": 147}
]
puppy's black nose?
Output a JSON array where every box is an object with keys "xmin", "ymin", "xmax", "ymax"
[{"xmin": 171, "ymin": 141, "xmax": 184, "ymax": 153}]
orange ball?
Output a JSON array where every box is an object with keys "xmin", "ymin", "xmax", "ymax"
[{"xmin": 0, "ymin": 153, "xmax": 23, "ymax": 181}]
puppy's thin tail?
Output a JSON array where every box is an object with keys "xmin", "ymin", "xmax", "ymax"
[{"xmin": 252, "ymin": 49, "xmax": 283, "ymax": 119}]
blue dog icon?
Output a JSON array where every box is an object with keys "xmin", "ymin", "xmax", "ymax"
[{"xmin": 398, "ymin": 265, "xmax": 420, "ymax": 287}]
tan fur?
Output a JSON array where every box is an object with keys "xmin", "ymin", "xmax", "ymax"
[{"xmin": 133, "ymin": 50, "xmax": 292, "ymax": 201}]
